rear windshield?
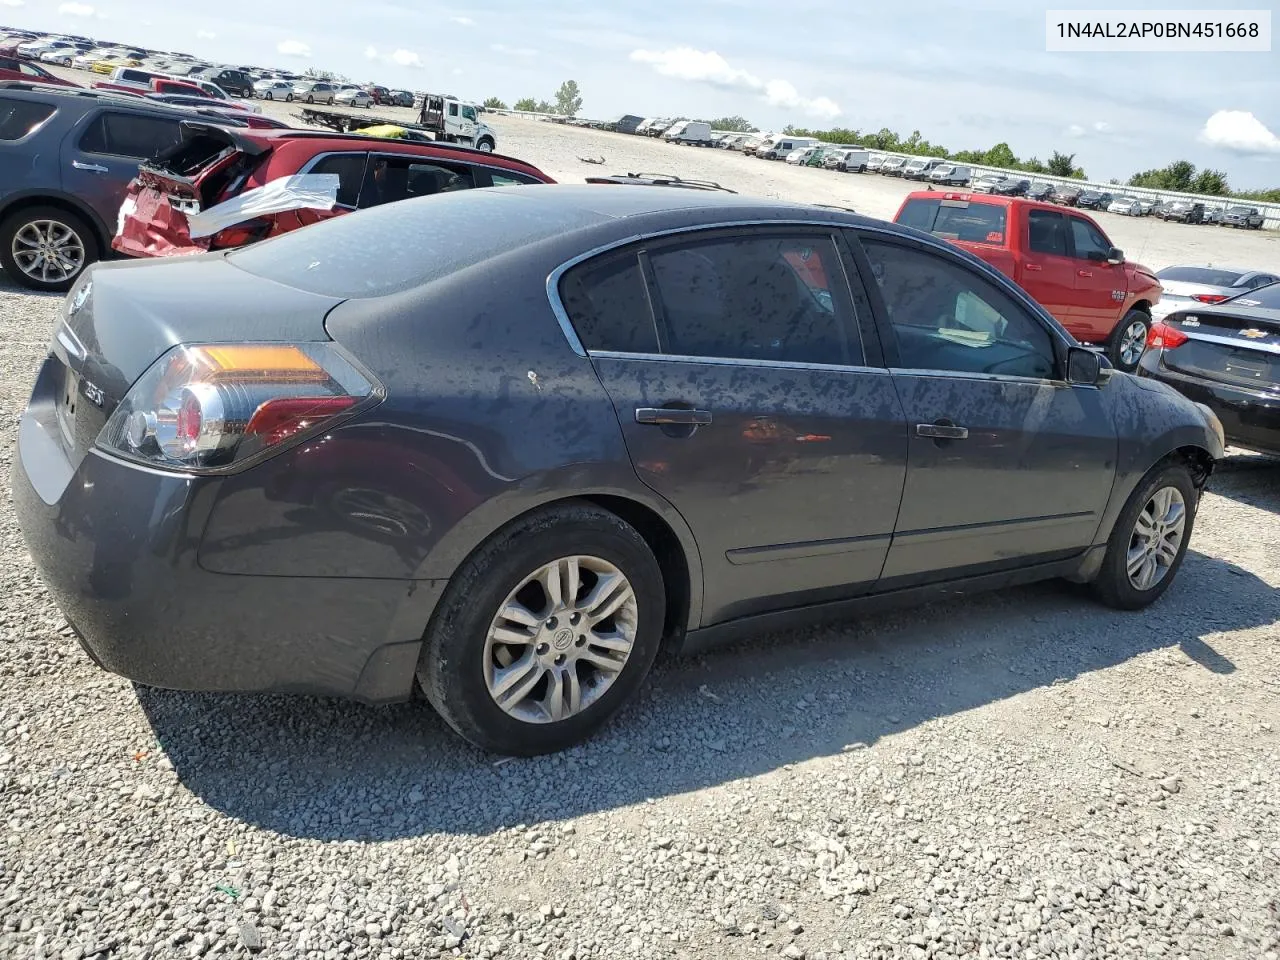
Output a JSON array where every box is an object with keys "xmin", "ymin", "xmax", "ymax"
[
  {"xmin": 0, "ymin": 97, "xmax": 55, "ymax": 141},
  {"xmin": 1156, "ymin": 266, "xmax": 1245, "ymax": 286},
  {"xmin": 1227, "ymin": 282, "xmax": 1280, "ymax": 309},
  {"xmin": 229, "ymin": 188, "xmax": 595, "ymax": 299},
  {"xmin": 897, "ymin": 197, "xmax": 1008, "ymax": 246}
]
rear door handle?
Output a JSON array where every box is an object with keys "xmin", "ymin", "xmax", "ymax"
[
  {"xmin": 1077, "ymin": 269, "xmax": 1093, "ymax": 278},
  {"xmin": 71, "ymin": 161, "xmax": 109, "ymax": 173},
  {"xmin": 636, "ymin": 407, "xmax": 712, "ymax": 426},
  {"xmin": 916, "ymin": 422, "xmax": 969, "ymax": 440}
]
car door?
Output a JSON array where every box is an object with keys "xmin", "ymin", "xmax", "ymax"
[
  {"xmin": 558, "ymin": 226, "xmax": 909, "ymax": 625},
  {"xmin": 1023, "ymin": 208, "xmax": 1080, "ymax": 333},
  {"xmin": 1066, "ymin": 214, "xmax": 1126, "ymax": 340},
  {"xmin": 62, "ymin": 109, "xmax": 184, "ymax": 231},
  {"xmin": 850, "ymin": 232, "xmax": 1116, "ymax": 583}
]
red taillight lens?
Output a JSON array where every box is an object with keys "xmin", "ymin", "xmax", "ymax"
[
  {"xmin": 1147, "ymin": 321, "xmax": 1189, "ymax": 350},
  {"xmin": 98, "ymin": 342, "xmax": 380, "ymax": 473},
  {"xmin": 1191, "ymin": 294, "xmax": 1229, "ymax": 304}
]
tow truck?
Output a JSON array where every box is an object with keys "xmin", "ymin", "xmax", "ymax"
[{"xmin": 297, "ymin": 93, "xmax": 497, "ymax": 152}]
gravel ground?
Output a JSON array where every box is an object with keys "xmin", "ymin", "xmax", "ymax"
[{"xmin": 3, "ymin": 80, "xmax": 1280, "ymax": 960}]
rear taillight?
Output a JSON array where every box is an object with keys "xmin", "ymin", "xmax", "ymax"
[
  {"xmin": 1191, "ymin": 294, "xmax": 1229, "ymax": 304},
  {"xmin": 1146, "ymin": 321, "xmax": 1189, "ymax": 350},
  {"xmin": 98, "ymin": 342, "xmax": 381, "ymax": 472}
]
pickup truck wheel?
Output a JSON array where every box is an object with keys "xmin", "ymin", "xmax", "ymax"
[{"xmin": 1108, "ymin": 310, "xmax": 1150, "ymax": 372}]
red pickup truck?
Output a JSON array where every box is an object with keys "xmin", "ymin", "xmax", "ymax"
[{"xmin": 894, "ymin": 191, "xmax": 1161, "ymax": 371}]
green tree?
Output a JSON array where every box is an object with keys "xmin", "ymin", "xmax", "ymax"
[
  {"xmin": 709, "ymin": 115, "xmax": 757, "ymax": 133},
  {"xmin": 982, "ymin": 142, "xmax": 1017, "ymax": 168},
  {"xmin": 554, "ymin": 80, "xmax": 583, "ymax": 116},
  {"xmin": 1191, "ymin": 169, "xmax": 1229, "ymax": 195},
  {"xmin": 483, "ymin": 97, "xmax": 508, "ymax": 110},
  {"xmin": 513, "ymin": 97, "xmax": 537, "ymax": 111},
  {"xmin": 1047, "ymin": 151, "xmax": 1077, "ymax": 177},
  {"xmin": 535, "ymin": 99, "xmax": 555, "ymax": 114}
]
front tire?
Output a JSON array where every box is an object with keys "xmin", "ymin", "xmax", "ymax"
[
  {"xmin": 419, "ymin": 502, "xmax": 666, "ymax": 756},
  {"xmin": 476, "ymin": 137, "xmax": 495, "ymax": 152},
  {"xmin": 1091, "ymin": 463, "xmax": 1196, "ymax": 610},
  {"xmin": 1108, "ymin": 309, "xmax": 1150, "ymax": 372}
]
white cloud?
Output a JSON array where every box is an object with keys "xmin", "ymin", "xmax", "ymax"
[
  {"xmin": 1093, "ymin": 121, "xmax": 1111, "ymax": 133},
  {"xmin": 630, "ymin": 47, "xmax": 841, "ymax": 120},
  {"xmin": 450, "ymin": 15, "xmax": 475, "ymax": 26},
  {"xmin": 0, "ymin": 0, "xmax": 26, "ymax": 8},
  {"xmin": 1198, "ymin": 110, "xmax": 1280, "ymax": 154},
  {"xmin": 196, "ymin": 29, "xmax": 216, "ymax": 40},
  {"xmin": 277, "ymin": 39, "xmax": 312, "ymax": 58},
  {"xmin": 58, "ymin": 1, "xmax": 94, "ymax": 15},
  {"xmin": 1065, "ymin": 124, "xmax": 1086, "ymax": 138},
  {"xmin": 365, "ymin": 46, "xmax": 424, "ymax": 68},
  {"xmin": 491, "ymin": 42, "xmax": 538, "ymax": 57}
]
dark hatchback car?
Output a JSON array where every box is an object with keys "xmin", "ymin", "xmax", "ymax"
[
  {"xmin": 13, "ymin": 186, "xmax": 1224, "ymax": 756},
  {"xmin": 1139, "ymin": 281, "xmax": 1280, "ymax": 456}
]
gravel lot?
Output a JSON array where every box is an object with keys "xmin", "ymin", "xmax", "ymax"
[{"xmin": 2, "ymin": 84, "xmax": 1280, "ymax": 960}]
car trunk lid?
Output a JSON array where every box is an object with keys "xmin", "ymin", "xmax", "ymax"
[
  {"xmin": 46, "ymin": 256, "xmax": 344, "ymax": 469},
  {"xmin": 113, "ymin": 123, "xmax": 273, "ymax": 258},
  {"xmin": 1160, "ymin": 309, "xmax": 1280, "ymax": 391}
]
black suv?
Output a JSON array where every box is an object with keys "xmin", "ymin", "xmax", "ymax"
[
  {"xmin": 192, "ymin": 67, "xmax": 254, "ymax": 98},
  {"xmin": 0, "ymin": 83, "xmax": 202, "ymax": 291}
]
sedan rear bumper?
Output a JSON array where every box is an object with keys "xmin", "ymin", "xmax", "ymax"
[
  {"xmin": 12, "ymin": 401, "xmax": 445, "ymax": 703},
  {"xmin": 1137, "ymin": 357, "xmax": 1280, "ymax": 457}
]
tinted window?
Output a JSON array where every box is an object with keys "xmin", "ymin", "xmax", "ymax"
[
  {"xmin": 1156, "ymin": 266, "xmax": 1246, "ymax": 286},
  {"xmin": 0, "ymin": 97, "xmax": 55, "ymax": 141},
  {"xmin": 559, "ymin": 255, "xmax": 659, "ymax": 353},
  {"xmin": 79, "ymin": 112, "xmax": 182, "ymax": 159},
  {"xmin": 861, "ymin": 239, "xmax": 1057, "ymax": 380},
  {"xmin": 648, "ymin": 233, "xmax": 860, "ymax": 366},
  {"xmin": 1068, "ymin": 217, "xmax": 1111, "ymax": 259},
  {"xmin": 1228, "ymin": 281, "xmax": 1280, "ymax": 308},
  {"xmin": 490, "ymin": 171, "xmax": 541, "ymax": 187},
  {"xmin": 897, "ymin": 197, "xmax": 1008, "ymax": 246},
  {"xmin": 229, "ymin": 188, "xmax": 600, "ymax": 298},
  {"xmin": 1027, "ymin": 209, "xmax": 1069, "ymax": 256},
  {"xmin": 308, "ymin": 153, "xmax": 368, "ymax": 207},
  {"xmin": 359, "ymin": 156, "xmax": 476, "ymax": 208}
]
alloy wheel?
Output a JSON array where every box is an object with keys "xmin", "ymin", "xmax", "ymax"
[
  {"xmin": 12, "ymin": 219, "xmax": 85, "ymax": 286},
  {"xmin": 1119, "ymin": 318, "xmax": 1148, "ymax": 367},
  {"xmin": 483, "ymin": 555, "xmax": 638, "ymax": 724},
  {"xmin": 1126, "ymin": 485, "xmax": 1186, "ymax": 591}
]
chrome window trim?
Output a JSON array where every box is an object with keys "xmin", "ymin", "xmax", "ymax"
[
  {"xmin": 589, "ymin": 350, "xmax": 891, "ymax": 376},
  {"xmin": 887, "ymin": 367, "xmax": 1075, "ymax": 389}
]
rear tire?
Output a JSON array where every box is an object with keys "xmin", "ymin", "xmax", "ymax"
[
  {"xmin": 1091, "ymin": 462, "xmax": 1196, "ymax": 610},
  {"xmin": 418, "ymin": 502, "xmax": 666, "ymax": 756},
  {"xmin": 1107, "ymin": 309, "xmax": 1150, "ymax": 373},
  {"xmin": 0, "ymin": 205, "xmax": 99, "ymax": 293}
]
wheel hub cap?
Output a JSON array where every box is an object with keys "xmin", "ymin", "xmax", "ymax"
[
  {"xmin": 1126, "ymin": 485, "xmax": 1186, "ymax": 591},
  {"xmin": 13, "ymin": 219, "xmax": 85, "ymax": 284},
  {"xmin": 484, "ymin": 555, "xmax": 638, "ymax": 724},
  {"xmin": 1120, "ymin": 320, "xmax": 1147, "ymax": 366}
]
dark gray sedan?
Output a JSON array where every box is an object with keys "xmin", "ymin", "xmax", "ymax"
[{"xmin": 13, "ymin": 185, "xmax": 1225, "ymax": 755}]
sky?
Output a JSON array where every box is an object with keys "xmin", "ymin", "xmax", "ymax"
[{"xmin": 4, "ymin": 0, "xmax": 1279, "ymax": 188}]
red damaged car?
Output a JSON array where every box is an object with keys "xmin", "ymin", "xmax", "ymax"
[{"xmin": 113, "ymin": 124, "xmax": 554, "ymax": 258}]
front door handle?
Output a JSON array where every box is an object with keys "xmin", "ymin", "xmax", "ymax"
[
  {"xmin": 71, "ymin": 161, "xmax": 109, "ymax": 173},
  {"xmin": 1077, "ymin": 269, "xmax": 1093, "ymax": 278},
  {"xmin": 916, "ymin": 422, "xmax": 969, "ymax": 440},
  {"xmin": 1024, "ymin": 263, "xmax": 1042, "ymax": 271},
  {"xmin": 636, "ymin": 407, "xmax": 712, "ymax": 426}
]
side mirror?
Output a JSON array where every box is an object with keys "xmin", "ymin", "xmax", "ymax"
[
  {"xmin": 1067, "ymin": 346, "xmax": 1102, "ymax": 385},
  {"xmin": 1107, "ymin": 247, "xmax": 1125, "ymax": 264}
]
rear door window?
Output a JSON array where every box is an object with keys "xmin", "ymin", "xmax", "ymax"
[
  {"xmin": 1027, "ymin": 209, "xmax": 1069, "ymax": 256},
  {"xmin": 897, "ymin": 197, "xmax": 1007, "ymax": 245},
  {"xmin": 0, "ymin": 97, "xmax": 55, "ymax": 141},
  {"xmin": 485, "ymin": 170, "xmax": 542, "ymax": 187},
  {"xmin": 307, "ymin": 152, "xmax": 369, "ymax": 208},
  {"xmin": 358, "ymin": 155, "xmax": 476, "ymax": 208},
  {"xmin": 79, "ymin": 112, "xmax": 183, "ymax": 159}
]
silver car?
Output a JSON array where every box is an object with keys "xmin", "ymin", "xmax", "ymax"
[
  {"xmin": 292, "ymin": 80, "xmax": 336, "ymax": 104},
  {"xmin": 334, "ymin": 87, "xmax": 372, "ymax": 107},
  {"xmin": 254, "ymin": 79, "xmax": 294, "ymax": 101},
  {"xmin": 1152, "ymin": 264, "xmax": 1280, "ymax": 319}
]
